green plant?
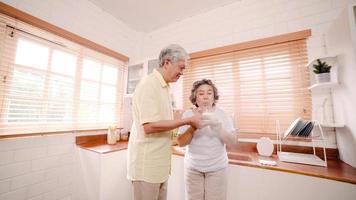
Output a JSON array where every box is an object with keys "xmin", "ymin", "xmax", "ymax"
[{"xmin": 313, "ymin": 59, "xmax": 332, "ymax": 74}]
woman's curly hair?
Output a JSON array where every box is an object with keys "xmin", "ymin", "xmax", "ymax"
[{"xmin": 189, "ymin": 79, "xmax": 219, "ymax": 107}]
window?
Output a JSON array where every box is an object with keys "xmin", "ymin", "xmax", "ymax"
[
  {"xmin": 184, "ymin": 31, "xmax": 311, "ymax": 135},
  {"xmin": 0, "ymin": 16, "xmax": 125, "ymax": 135},
  {"xmin": 79, "ymin": 59, "xmax": 118, "ymax": 124}
]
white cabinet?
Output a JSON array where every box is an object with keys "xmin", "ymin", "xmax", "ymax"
[
  {"xmin": 226, "ymin": 164, "xmax": 356, "ymax": 200},
  {"xmin": 101, "ymin": 150, "xmax": 131, "ymax": 200},
  {"xmin": 167, "ymin": 155, "xmax": 186, "ymax": 200},
  {"xmin": 78, "ymin": 148, "xmax": 131, "ymax": 200},
  {"xmin": 126, "ymin": 63, "xmax": 144, "ymax": 95},
  {"xmin": 123, "ymin": 59, "xmax": 160, "ymax": 129},
  {"xmin": 147, "ymin": 59, "xmax": 159, "ymax": 74},
  {"xmin": 126, "ymin": 59, "xmax": 159, "ymax": 95},
  {"xmin": 168, "ymin": 155, "xmax": 356, "ymax": 200}
]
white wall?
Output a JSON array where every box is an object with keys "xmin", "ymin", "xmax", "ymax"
[
  {"xmin": 140, "ymin": 0, "xmax": 354, "ymax": 59},
  {"xmin": 1, "ymin": 0, "xmax": 144, "ymax": 61},
  {"xmin": 0, "ymin": 133, "xmax": 85, "ymax": 200},
  {"xmin": 326, "ymin": 4, "xmax": 356, "ymax": 167}
]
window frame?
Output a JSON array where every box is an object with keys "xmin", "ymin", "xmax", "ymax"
[{"xmin": 0, "ymin": 14, "xmax": 126, "ymax": 135}]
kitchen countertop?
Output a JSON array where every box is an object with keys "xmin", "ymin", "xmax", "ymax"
[
  {"xmin": 77, "ymin": 139, "xmax": 129, "ymax": 154},
  {"xmin": 77, "ymin": 139, "xmax": 356, "ymax": 185}
]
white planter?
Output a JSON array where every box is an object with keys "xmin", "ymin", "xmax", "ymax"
[{"xmin": 315, "ymin": 73, "xmax": 330, "ymax": 83}]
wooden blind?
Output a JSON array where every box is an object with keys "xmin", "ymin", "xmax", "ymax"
[
  {"xmin": 0, "ymin": 14, "xmax": 126, "ymax": 135},
  {"xmin": 184, "ymin": 33, "xmax": 311, "ymax": 134}
]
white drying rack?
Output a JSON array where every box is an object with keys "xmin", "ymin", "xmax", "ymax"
[{"xmin": 276, "ymin": 120, "xmax": 327, "ymax": 167}]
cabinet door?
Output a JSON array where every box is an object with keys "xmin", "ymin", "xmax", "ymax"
[
  {"xmin": 147, "ymin": 59, "xmax": 159, "ymax": 74},
  {"xmin": 226, "ymin": 164, "xmax": 356, "ymax": 200},
  {"xmin": 127, "ymin": 63, "xmax": 144, "ymax": 94},
  {"xmin": 167, "ymin": 155, "xmax": 185, "ymax": 200},
  {"xmin": 78, "ymin": 148, "xmax": 101, "ymax": 200}
]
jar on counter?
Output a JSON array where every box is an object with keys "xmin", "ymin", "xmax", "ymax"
[
  {"xmin": 120, "ymin": 129, "xmax": 129, "ymax": 141},
  {"xmin": 107, "ymin": 125, "xmax": 117, "ymax": 145},
  {"xmin": 116, "ymin": 128, "xmax": 123, "ymax": 142}
]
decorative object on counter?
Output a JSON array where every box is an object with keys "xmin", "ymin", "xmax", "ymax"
[
  {"xmin": 276, "ymin": 120, "xmax": 327, "ymax": 167},
  {"xmin": 313, "ymin": 59, "xmax": 332, "ymax": 83},
  {"xmin": 120, "ymin": 129, "xmax": 129, "ymax": 141},
  {"xmin": 107, "ymin": 125, "xmax": 117, "ymax": 144},
  {"xmin": 257, "ymin": 137, "xmax": 274, "ymax": 157},
  {"xmin": 259, "ymin": 159, "xmax": 277, "ymax": 166}
]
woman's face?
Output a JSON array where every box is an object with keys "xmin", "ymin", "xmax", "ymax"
[{"xmin": 195, "ymin": 84, "xmax": 215, "ymax": 109}]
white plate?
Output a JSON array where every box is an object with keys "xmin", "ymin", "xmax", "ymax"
[
  {"xmin": 257, "ymin": 137, "xmax": 274, "ymax": 157},
  {"xmin": 283, "ymin": 117, "xmax": 302, "ymax": 138}
]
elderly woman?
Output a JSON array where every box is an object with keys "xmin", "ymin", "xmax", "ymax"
[{"xmin": 177, "ymin": 79, "xmax": 237, "ymax": 200}]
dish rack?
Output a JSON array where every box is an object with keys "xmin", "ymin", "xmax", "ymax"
[{"xmin": 276, "ymin": 120, "xmax": 327, "ymax": 167}]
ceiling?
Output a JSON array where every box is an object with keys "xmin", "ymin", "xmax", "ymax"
[{"xmin": 88, "ymin": 0, "xmax": 240, "ymax": 32}]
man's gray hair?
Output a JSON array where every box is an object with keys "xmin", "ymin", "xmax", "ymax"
[{"xmin": 158, "ymin": 44, "xmax": 189, "ymax": 67}]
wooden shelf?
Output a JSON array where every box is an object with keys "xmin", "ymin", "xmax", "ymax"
[{"xmin": 308, "ymin": 82, "xmax": 338, "ymax": 91}]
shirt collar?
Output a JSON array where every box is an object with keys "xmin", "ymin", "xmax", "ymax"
[{"xmin": 153, "ymin": 68, "xmax": 169, "ymax": 88}]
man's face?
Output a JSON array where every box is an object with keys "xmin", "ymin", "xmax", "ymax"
[{"xmin": 164, "ymin": 60, "xmax": 186, "ymax": 83}]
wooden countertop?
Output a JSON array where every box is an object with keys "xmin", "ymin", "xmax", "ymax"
[
  {"xmin": 77, "ymin": 140, "xmax": 128, "ymax": 154},
  {"xmin": 76, "ymin": 138, "xmax": 356, "ymax": 185}
]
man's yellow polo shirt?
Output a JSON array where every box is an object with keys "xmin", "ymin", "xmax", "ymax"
[{"xmin": 127, "ymin": 69, "xmax": 173, "ymax": 183}]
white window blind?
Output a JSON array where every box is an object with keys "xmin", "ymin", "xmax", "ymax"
[
  {"xmin": 0, "ymin": 14, "xmax": 126, "ymax": 135},
  {"xmin": 184, "ymin": 38, "xmax": 311, "ymax": 135}
]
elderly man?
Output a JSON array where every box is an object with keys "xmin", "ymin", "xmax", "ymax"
[{"xmin": 127, "ymin": 44, "xmax": 202, "ymax": 200}]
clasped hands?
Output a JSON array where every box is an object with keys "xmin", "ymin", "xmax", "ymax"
[
  {"xmin": 189, "ymin": 108, "xmax": 223, "ymax": 134},
  {"xmin": 200, "ymin": 112, "xmax": 223, "ymax": 134}
]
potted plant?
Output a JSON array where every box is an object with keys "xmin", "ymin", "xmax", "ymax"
[{"xmin": 313, "ymin": 59, "xmax": 332, "ymax": 83}]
